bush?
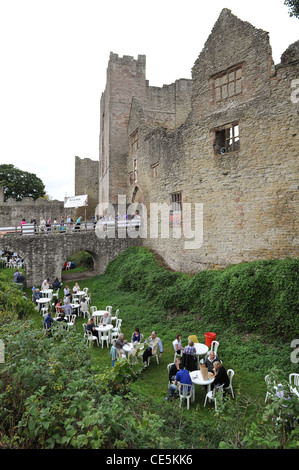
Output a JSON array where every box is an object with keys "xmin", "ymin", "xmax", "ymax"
[{"xmin": 106, "ymin": 249, "xmax": 299, "ymax": 341}]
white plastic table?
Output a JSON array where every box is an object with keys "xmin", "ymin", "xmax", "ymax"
[
  {"xmin": 95, "ymin": 324, "xmax": 113, "ymax": 343},
  {"xmin": 40, "ymin": 289, "xmax": 53, "ymax": 297},
  {"xmin": 123, "ymin": 342, "xmax": 144, "ymax": 358},
  {"xmin": 72, "ymin": 291, "xmax": 86, "ymax": 301},
  {"xmin": 36, "ymin": 297, "xmax": 51, "ymax": 304},
  {"xmin": 190, "ymin": 369, "xmax": 215, "ymax": 401}
]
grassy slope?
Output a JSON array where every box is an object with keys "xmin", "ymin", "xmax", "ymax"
[{"xmin": 19, "ymin": 248, "xmax": 297, "ymax": 427}]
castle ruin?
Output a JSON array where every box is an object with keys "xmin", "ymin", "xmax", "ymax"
[{"xmin": 80, "ymin": 9, "xmax": 299, "ymax": 272}]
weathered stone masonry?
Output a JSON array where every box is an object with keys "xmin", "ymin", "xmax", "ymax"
[{"xmin": 98, "ymin": 8, "xmax": 299, "ymax": 273}]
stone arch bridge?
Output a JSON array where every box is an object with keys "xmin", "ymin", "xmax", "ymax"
[{"xmin": 0, "ymin": 228, "xmax": 141, "ymax": 287}]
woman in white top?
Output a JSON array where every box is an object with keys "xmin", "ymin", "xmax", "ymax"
[
  {"xmin": 173, "ymin": 333, "xmax": 184, "ymax": 356},
  {"xmin": 41, "ymin": 279, "xmax": 49, "ymax": 291},
  {"xmin": 64, "ymin": 285, "xmax": 70, "ymax": 297},
  {"xmin": 73, "ymin": 282, "xmax": 80, "ymax": 293}
]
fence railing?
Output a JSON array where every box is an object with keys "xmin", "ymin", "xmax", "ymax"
[{"xmin": 0, "ymin": 219, "xmax": 141, "ymax": 237}]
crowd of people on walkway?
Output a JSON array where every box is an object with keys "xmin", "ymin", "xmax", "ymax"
[{"xmin": 19, "ymin": 215, "xmax": 84, "ymax": 232}]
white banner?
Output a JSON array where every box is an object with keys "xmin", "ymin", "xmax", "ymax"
[{"xmin": 64, "ymin": 194, "xmax": 88, "ymax": 208}]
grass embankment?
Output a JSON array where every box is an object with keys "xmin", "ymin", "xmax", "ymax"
[
  {"xmin": 2, "ymin": 248, "xmax": 298, "ymax": 448},
  {"xmin": 27, "ymin": 248, "xmax": 299, "ymax": 407}
]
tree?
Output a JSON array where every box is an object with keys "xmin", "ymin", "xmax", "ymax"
[
  {"xmin": 0, "ymin": 164, "xmax": 46, "ymax": 201},
  {"xmin": 284, "ymin": 0, "xmax": 299, "ymax": 18}
]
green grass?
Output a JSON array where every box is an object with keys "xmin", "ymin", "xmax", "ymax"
[
  {"xmin": 3, "ymin": 249, "xmax": 298, "ymax": 449},
  {"xmin": 20, "ymin": 262, "xmax": 296, "ymax": 422}
]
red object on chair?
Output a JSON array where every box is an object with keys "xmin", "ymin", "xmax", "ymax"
[{"xmin": 205, "ymin": 332, "xmax": 216, "ymax": 348}]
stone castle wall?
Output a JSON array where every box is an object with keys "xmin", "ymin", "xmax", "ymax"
[
  {"xmin": 74, "ymin": 156, "xmax": 99, "ymax": 220},
  {"xmin": 0, "ymin": 186, "xmax": 67, "ymax": 227},
  {"xmin": 97, "ymin": 8, "xmax": 299, "ymax": 273}
]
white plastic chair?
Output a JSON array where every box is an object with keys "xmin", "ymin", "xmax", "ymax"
[
  {"xmin": 99, "ymin": 330, "xmax": 110, "ymax": 348},
  {"xmin": 209, "ymin": 340, "xmax": 219, "ymax": 355},
  {"xmin": 83, "ymin": 287, "xmax": 89, "ymax": 295},
  {"xmin": 172, "ymin": 340, "xmax": 182, "ymax": 362},
  {"xmin": 289, "ymin": 373, "xmax": 299, "ymax": 387},
  {"xmin": 204, "ymin": 384, "xmax": 224, "ymax": 410},
  {"xmin": 112, "ymin": 318, "xmax": 122, "ymax": 332},
  {"xmin": 67, "ymin": 314, "xmax": 76, "ymax": 331},
  {"xmin": 111, "ymin": 319, "xmax": 122, "ymax": 341},
  {"xmin": 85, "ymin": 328, "xmax": 99, "ymax": 347},
  {"xmin": 111, "ymin": 308, "xmax": 119, "ymax": 322},
  {"xmin": 265, "ymin": 375, "xmax": 277, "ymax": 402},
  {"xmin": 147, "ymin": 352, "xmax": 159, "ymax": 366},
  {"xmin": 106, "ymin": 306, "xmax": 112, "ymax": 315},
  {"xmin": 289, "ymin": 373, "xmax": 299, "ymax": 396},
  {"xmin": 179, "ymin": 383, "xmax": 194, "ymax": 410},
  {"xmin": 81, "ymin": 305, "xmax": 89, "ymax": 319},
  {"xmin": 225, "ymin": 369, "xmax": 235, "ymax": 398},
  {"xmin": 90, "ymin": 306, "xmax": 97, "ymax": 314},
  {"xmin": 52, "ymin": 289, "xmax": 59, "ymax": 300},
  {"xmin": 41, "ymin": 304, "xmax": 49, "ymax": 316}
]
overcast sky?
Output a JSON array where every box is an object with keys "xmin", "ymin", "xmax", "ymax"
[{"xmin": 0, "ymin": 0, "xmax": 298, "ymax": 201}]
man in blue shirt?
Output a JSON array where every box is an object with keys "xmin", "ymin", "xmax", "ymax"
[
  {"xmin": 165, "ymin": 364, "xmax": 192, "ymax": 401},
  {"xmin": 43, "ymin": 312, "xmax": 54, "ymax": 331}
]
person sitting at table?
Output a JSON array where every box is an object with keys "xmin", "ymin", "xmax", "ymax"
[
  {"xmin": 142, "ymin": 331, "xmax": 163, "ymax": 367},
  {"xmin": 64, "ymin": 285, "xmax": 70, "ymax": 297},
  {"xmin": 169, "ymin": 358, "xmax": 181, "ymax": 383},
  {"xmin": 115, "ymin": 333, "xmax": 127, "ymax": 358},
  {"xmin": 131, "ymin": 327, "xmax": 142, "ymax": 343},
  {"xmin": 204, "ymin": 350, "xmax": 221, "ymax": 372},
  {"xmin": 64, "ymin": 292, "xmax": 73, "ymax": 304},
  {"xmin": 55, "ymin": 298, "xmax": 63, "ymax": 314},
  {"xmin": 85, "ymin": 317, "xmax": 98, "ymax": 338},
  {"xmin": 73, "ymin": 282, "xmax": 80, "ymax": 293},
  {"xmin": 80, "ymin": 297, "xmax": 89, "ymax": 316},
  {"xmin": 165, "ymin": 363, "xmax": 192, "ymax": 401},
  {"xmin": 41, "ymin": 278, "xmax": 50, "ymax": 291},
  {"xmin": 173, "ymin": 333, "xmax": 184, "ymax": 356},
  {"xmin": 181, "ymin": 339, "xmax": 197, "ymax": 372},
  {"xmin": 100, "ymin": 311, "xmax": 112, "ymax": 326},
  {"xmin": 211, "ymin": 361, "xmax": 230, "ymax": 390},
  {"xmin": 43, "ymin": 311, "xmax": 54, "ymax": 331},
  {"xmin": 56, "ymin": 312, "xmax": 68, "ymax": 323},
  {"xmin": 61, "ymin": 297, "xmax": 72, "ymax": 316},
  {"xmin": 52, "ymin": 278, "xmax": 61, "ymax": 290},
  {"xmin": 32, "ymin": 288, "xmax": 41, "ymax": 308}
]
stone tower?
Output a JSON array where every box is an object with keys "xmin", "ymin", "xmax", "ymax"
[{"xmin": 98, "ymin": 53, "xmax": 147, "ymax": 210}]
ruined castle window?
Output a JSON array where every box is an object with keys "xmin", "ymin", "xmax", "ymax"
[
  {"xmin": 170, "ymin": 192, "xmax": 182, "ymax": 227},
  {"xmin": 130, "ymin": 129, "xmax": 139, "ymax": 154},
  {"xmin": 151, "ymin": 162, "xmax": 159, "ymax": 178},
  {"xmin": 213, "ymin": 122, "xmax": 240, "ymax": 155},
  {"xmin": 212, "ymin": 65, "xmax": 243, "ymax": 102}
]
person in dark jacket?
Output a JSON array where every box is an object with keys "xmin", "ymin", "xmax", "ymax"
[
  {"xmin": 43, "ymin": 312, "xmax": 54, "ymax": 331},
  {"xmin": 169, "ymin": 358, "xmax": 181, "ymax": 382},
  {"xmin": 204, "ymin": 350, "xmax": 221, "ymax": 372},
  {"xmin": 211, "ymin": 361, "xmax": 229, "ymax": 389},
  {"xmin": 52, "ymin": 278, "xmax": 61, "ymax": 290}
]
